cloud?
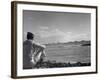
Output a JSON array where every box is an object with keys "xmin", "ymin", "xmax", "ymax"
[
  {"xmin": 38, "ymin": 28, "xmax": 66, "ymax": 38},
  {"xmin": 39, "ymin": 26, "xmax": 49, "ymax": 30},
  {"xmin": 73, "ymin": 33, "xmax": 91, "ymax": 41},
  {"xmin": 23, "ymin": 26, "xmax": 90, "ymax": 44},
  {"xmin": 37, "ymin": 27, "xmax": 74, "ymax": 43},
  {"xmin": 39, "ymin": 27, "xmax": 90, "ymax": 43}
]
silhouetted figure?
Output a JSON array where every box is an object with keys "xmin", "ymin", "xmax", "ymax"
[{"xmin": 23, "ymin": 32, "xmax": 46, "ymax": 69}]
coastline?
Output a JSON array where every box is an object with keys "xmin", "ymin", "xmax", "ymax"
[{"xmin": 32, "ymin": 60, "xmax": 91, "ymax": 69}]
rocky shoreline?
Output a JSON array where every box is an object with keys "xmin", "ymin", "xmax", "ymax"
[{"xmin": 34, "ymin": 60, "xmax": 91, "ymax": 69}]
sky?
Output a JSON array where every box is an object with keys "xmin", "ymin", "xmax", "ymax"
[{"xmin": 23, "ymin": 10, "xmax": 91, "ymax": 44}]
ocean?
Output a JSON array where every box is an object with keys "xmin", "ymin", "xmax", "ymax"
[{"xmin": 45, "ymin": 44, "xmax": 91, "ymax": 63}]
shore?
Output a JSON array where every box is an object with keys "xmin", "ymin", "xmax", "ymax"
[{"xmin": 35, "ymin": 60, "xmax": 91, "ymax": 68}]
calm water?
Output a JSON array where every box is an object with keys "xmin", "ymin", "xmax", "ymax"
[{"xmin": 45, "ymin": 44, "xmax": 91, "ymax": 63}]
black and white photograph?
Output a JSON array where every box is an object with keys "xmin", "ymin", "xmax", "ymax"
[
  {"xmin": 23, "ymin": 10, "xmax": 91, "ymax": 69},
  {"xmin": 11, "ymin": 1, "xmax": 97, "ymax": 78}
]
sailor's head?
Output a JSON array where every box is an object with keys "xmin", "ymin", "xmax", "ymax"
[{"xmin": 27, "ymin": 32, "xmax": 34, "ymax": 40}]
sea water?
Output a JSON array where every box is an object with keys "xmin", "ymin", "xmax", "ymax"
[{"xmin": 45, "ymin": 44, "xmax": 90, "ymax": 63}]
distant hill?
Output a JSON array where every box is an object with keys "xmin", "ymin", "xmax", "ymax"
[
  {"xmin": 45, "ymin": 40, "xmax": 91, "ymax": 46},
  {"xmin": 81, "ymin": 43, "xmax": 91, "ymax": 46}
]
